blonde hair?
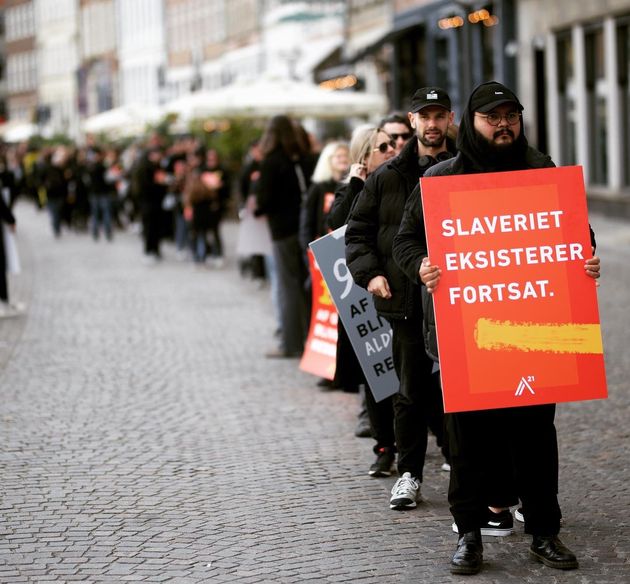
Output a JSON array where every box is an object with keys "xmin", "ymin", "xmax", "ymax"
[
  {"xmin": 311, "ymin": 141, "xmax": 349, "ymax": 183},
  {"xmin": 349, "ymin": 124, "xmax": 380, "ymax": 166}
]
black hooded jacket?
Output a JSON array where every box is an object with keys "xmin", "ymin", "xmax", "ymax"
[
  {"xmin": 344, "ymin": 137, "xmax": 452, "ymax": 320},
  {"xmin": 393, "ymin": 83, "xmax": 595, "ymax": 360}
]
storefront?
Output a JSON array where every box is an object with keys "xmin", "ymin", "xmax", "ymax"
[
  {"xmin": 519, "ymin": 2, "xmax": 630, "ymax": 214},
  {"xmin": 389, "ymin": 1, "xmax": 516, "ymax": 116}
]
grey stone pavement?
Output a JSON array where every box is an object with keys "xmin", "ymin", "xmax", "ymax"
[{"xmin": 0, "ymin": 202, "xmax": 628, "ymax": 584}]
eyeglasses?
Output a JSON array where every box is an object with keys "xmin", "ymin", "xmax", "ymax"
[
  {"xmin": 373, "ymin": 140, "xmax": 396, "ymax": 153},
  {"xmin": 390, "ymin": 132, "xmax": 412, "ymax": 141},
  {"xmin": 475, "ymin": 112, "xmax": 521, "ymax": 126}
]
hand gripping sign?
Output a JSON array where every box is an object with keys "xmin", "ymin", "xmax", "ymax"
[
  {"xmin": 420, "ymin": 166, "xmax": 607, "ymax": 413},
  {"xmin": 309, "ymin": 226, "xmax": 398, "ymax": 402}
]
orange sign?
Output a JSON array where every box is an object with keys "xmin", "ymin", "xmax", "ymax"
[
  {"xmin": 420, "ymin": 166, "xmax": 607, "ymax": 412},
  {"xmin": 299, "ymin": 250, "xmax": 337, "ymax": 380}
]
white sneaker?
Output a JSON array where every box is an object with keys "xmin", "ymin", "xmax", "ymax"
[
  {"xmin": 441, "ymin": 462, "xmax": 451, "ymax": 472},
  {"xmin": 389, "ymin": 472, "xmax": 421, "ymax": 510}
]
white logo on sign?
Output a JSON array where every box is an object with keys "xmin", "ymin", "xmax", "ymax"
[{"xmin": 515, "ymin": 376, "xmax": 535, "ymax": 396}]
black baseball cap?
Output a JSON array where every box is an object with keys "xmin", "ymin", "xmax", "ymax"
[
  {"xmin": 409, "ymin": 87, "xmax": 451, "ymax": 113},
  {"xmin": 470, "ymin": 81, "xmax": 523, "ymax": 113}
]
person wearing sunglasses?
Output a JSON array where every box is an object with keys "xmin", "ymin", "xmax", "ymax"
[
  {"xmin": 344, "ymin": 87, "xmax": 455, "ymax": 512},
  {"xmin": 393, "ymin": 81, "xmax": 601, "ymax": 575},
  {"xmin": 380, "ymin": 112, "xmax": 414, "ymax": 155},
  {"xmin": 326, "ymin": 125, "xmax": 398, "ymax": 469}
]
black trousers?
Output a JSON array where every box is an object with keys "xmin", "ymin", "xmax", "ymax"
[
  {"xmin": 142, "ymin": 211, "xmax": 162, "ymax": 255},
  {"xmin": 365, "ymin": 386, "xmax": 395, "ymax": 450},
  {"xmin": 448, "ymin": 404, "xmax": 561, "ymax": 536},
  {"xmin": 390, "ymin": 316, "xmax": 446, "ymax": 481}
]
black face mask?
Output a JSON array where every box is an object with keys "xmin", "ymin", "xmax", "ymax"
[{"xmin": 418, "ymin": 150, "xmax": 453, "ymax": 172}]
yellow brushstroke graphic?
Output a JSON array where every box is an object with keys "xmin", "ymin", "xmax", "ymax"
[{"xmin": 475, "ymin": 318, "xmax": 603, "ymax": 354}]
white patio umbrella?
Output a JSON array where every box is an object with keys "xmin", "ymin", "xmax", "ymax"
[
  {"xmin": 0, "ymin": 121, "xmax": 39, "ymax": 143},
  {"xmin": 82, "ymin": 104, "xmax": 163, "ymax": 138},
  {"xmin": 163, "ymin": 78, "xmax": 387, "ymax": 121}
]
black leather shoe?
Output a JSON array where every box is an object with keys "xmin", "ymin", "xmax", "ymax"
[
  {"xmin": 529, "ymin": 535, "xmax": 578, "ymax": 570},
  {"xmin": 450, "ymin": 529, "xmax": 483, "ymax": 575}
]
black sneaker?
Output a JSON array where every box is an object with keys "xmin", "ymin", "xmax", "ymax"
[
  {"xmin": 369, "ymin": 447, "xmax": 395, "ymax": 477},
  {"xmin": 452, "ymin": 509, "xmax": 514, "ymax": 537}
]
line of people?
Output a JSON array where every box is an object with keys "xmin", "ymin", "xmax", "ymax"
[
  {"xmin": 0, "ymin": 136, "xmax": 232, "ymax": 269},
  {"xmin": 1, "ymin": 81, "xmax": 602, "ymax": 576},
  {"xmin": 245, "ymin": 81, "xmax": 601, "ymax": 577}
]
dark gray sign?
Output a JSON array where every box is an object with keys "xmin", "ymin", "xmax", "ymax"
[{"xmin": 310, "ymin": 226, "xmax": 398, "ymax": 402}]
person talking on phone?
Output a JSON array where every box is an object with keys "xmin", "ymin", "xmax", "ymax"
[
  {"xmin": 344, "ymin": 88, "xmax": 455, "ymax": 511},
  {"xmin": 327, "ymin": 125, "xmax": 397, "ymax": 467}
]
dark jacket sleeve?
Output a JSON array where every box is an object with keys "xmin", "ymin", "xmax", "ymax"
[
  {"xmin": 299, "ymin": 182, "xmax": 321, "ymax": 250},
  {"xmin": 344, "ymin": 174, "xmax": 385, "ymax": 289},
  {"xmin": 393, "ymin": 183, "xmax": 440, "ymax": 362},
  {"xmin": 392, "ymin": 184, "xmax": 427, "ymax": 286},
  {"xmin": 327, "ymin": 177, "xmax": 364, "ymax": 231}
]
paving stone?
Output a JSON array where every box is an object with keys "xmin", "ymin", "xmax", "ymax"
[{"xmin": 0, "ymin": 204, "xmax": 628, "ymax": 582}]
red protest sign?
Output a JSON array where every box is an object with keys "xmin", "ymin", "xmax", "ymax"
[
  {"xmin": 420, "ymin": 166, "xmax": 607, "ymax": 413},
  {"xmin": 299, "ymin": 250, "xmax": 337, "ymax": 380}
]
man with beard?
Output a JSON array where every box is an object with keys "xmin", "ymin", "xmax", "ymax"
[
  {"xmin": 393, "ymin": 81, "xmax": 600, "ymax": 574},
  {"xmin": 345, "ymin": 88, "xmax": 454, "ymax": 510},
  {"xmin": 379, "ymin": 112, "xmax": 413, "ymax": 156}
]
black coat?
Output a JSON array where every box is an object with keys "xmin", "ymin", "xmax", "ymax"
[
  {"xmin": 132, "ymin": 153, "xmax": 165, "ymax": 214},
  {"xmin": 393, "ymin": 148, "xmax": 596, "ymax": 361},
  {"xmin": 327, "ymin": 177, "xmax": 364, "ymax": 232},
  {"xmin": 256, "ymin": 148, "xmax": 310, "ymax": 241},
  {"xmin": 344, "ymin": 137, "xmax": 427, "ymax": 320},
  {"xmin": 298, "ymin": 178, "xmax": 338, "ymax": 250}
]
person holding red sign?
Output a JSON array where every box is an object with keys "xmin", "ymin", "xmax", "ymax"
[
  {"xmin": 345, "ymin": 88, "xmax": 455, "ymax": 510},
  {"xmin": 393, "ymin": 81, "xmax": 601, "ymax": 575}
]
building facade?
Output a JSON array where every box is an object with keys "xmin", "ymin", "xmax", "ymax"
[
  {"xmin": 516, "ymin": 0, "xmax": 630, "ymax": 214},
  {"xmin": 163, "ymin": 0, "xmax": 231, "ymax": 99},
  {"xmin": 341, "ymin": 0, "xmax": 392, "ymax": 95},
  {"xmin": 0, "ymin": 2, "xmax": 7, "ymax": 123},
  {"xmin": 163, "ymin": 0, "xmax": 343, "ymax": 102},
  {"xmin": 116, "ymin": 0, "xmax": 166, "ymax": 107},
  {"xmin": 78, "ymin": 0, "xmax": 118, "ymax": 119},
  {"xmin": 35, "ymin": 0, "xmax": 80, "ymax": 137},
  {"xmin": 4, "ymin": 0, "xmax": 37, "ymax": 124}
]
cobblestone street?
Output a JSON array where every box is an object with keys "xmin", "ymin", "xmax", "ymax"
[{"xmin": 1, "ymin": 202, "xmax": 628, "ymax": 583}]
